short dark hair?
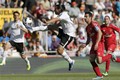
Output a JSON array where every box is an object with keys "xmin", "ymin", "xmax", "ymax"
[
  {"xmin": 85, "ymin": 11, "xmax": 93, "ymax": 17},
  {"xmin": 55, "ymin": 2, "xmax": 66, "ymax": 11},
  {"xmin": 13, "ymin": 11, "xmax": 20, "ymax": 15}
]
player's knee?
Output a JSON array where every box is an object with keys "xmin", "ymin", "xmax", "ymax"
[
  {"xmin": 3, "ymin": 42, "xmax": 9, "ymax": 50},
  {"xmin": 57, "ymin": 46, "xmax": 64, "ymax": 55},
  {"xmin": 97, "ymin": 58, "xmax": 102, "ymax": 64},
  {"xmin": 21, "ymin": 54, "xmax": 26, "ymax": 59}
]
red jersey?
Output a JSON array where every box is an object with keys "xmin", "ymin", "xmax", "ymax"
[
  {"xmin": 86, "ymin": 21, "xmax": 104, "ymax": 56},
  {"xmin": 86, "ymin": 21, "xmax": 103, "ymax": 44},
  {"xmin": 101, "ymin": 23, "xmax": 120, "ymax": 45}
]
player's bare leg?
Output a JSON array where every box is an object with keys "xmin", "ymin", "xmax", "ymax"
[
  {"xmin": 57, "ymin": 45, "xmax": 75, "ymax": 71},
  {"xmin": 0, "ymin": 42, "xmax": 11, "ymax": 66}
]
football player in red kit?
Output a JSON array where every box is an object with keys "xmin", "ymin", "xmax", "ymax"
[
  {"xmin": 101, "ymin": 15, "xmax": 120, "ymax": 76},
  {"xmin": 85, "ymin": 12, "xmax": 103, "ymax": 80},
  {"xmin": 84, "ymin": 12, "xmax": 114, "ymax": 80}
]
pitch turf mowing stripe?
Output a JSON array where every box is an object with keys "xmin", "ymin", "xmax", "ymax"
[
  {"xmin": 33, "ymin": 60, "xmax": 70, "ymax": 73},
  {"xmin": 33, "ymin": 59, "xmax": 120, "ymax": 74},
  {"xmin": 0, "ymin": 57, "xmax": 120, "ymax": 74},
  {"xmin": 33, "ymin": 59, "xmax": 93, "ymax": 73}
]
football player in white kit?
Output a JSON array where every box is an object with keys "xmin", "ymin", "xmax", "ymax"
[
  {"xmin": 23, "ymin": 2, "xmax": 76, "ymax": 71},
  {"xmin": 0, "ymin": 11, "xmax": 31, "ymax": 70},
  {"xmin": 44, "ymin": 2, "xmax": 76, "ymax": 71}
]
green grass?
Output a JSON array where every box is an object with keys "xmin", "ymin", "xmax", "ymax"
[
  {"xmin": 0, "ymin": 57, "xmax": 120, "ymax": 80},
  {"xmin": 0, "ymin": 73, "xmax": 120, "ymax": 80}
]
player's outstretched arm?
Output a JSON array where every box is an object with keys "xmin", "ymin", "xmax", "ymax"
[{"xmin": 45, "ymin": 17, "xmax": 60, "ymax": 25}]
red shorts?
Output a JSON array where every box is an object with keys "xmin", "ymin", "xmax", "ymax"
[
  {"xmin": 90, "ymin": 42, "xmax": 104, "ymax": 57},
  {"xmin": 105, "ymin": 43, "xmax": 116, "ymax": 52}
]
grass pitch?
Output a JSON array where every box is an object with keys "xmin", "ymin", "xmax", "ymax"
[
  {"xmin": 1, "ymin": 73, "xmax": 120, "ymax": 80},
  {"xmin": 0, "ymin": 57, "xmax": 120, "ymax": 80}
]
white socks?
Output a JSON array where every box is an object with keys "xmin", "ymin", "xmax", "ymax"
[
  {"xmin": 61, "ymin": 50, "xmax": 73, "ymax": 63},
  {"xmin": 1, "ymin": 51, "xmax": 8, "ymax": 64},
  {"xmin": 25, "ymin": 57, "xmax": 30, "ymax": 65},
  {"xmin": 32, "ymin": 26, "xmax": 47, "ymax": 32}
]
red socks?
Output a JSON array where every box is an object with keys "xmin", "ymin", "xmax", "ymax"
[
  {"xmin": 105, "ymin": 59, "xmax": 110, "ymax": 72},
  {"xmin": 90, "ymin": 61, "xmax": 102, "ymax": 76}
]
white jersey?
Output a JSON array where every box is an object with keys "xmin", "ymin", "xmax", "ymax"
[
  {"xmin": 58, "ymin": 11, "xmax": 76, "ymax": 37},
  {"xmin": 8, "ymin": 20, "xmax": 26, "ymax": 43}
]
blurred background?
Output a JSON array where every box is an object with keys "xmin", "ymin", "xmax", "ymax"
[{"xmin": 0, "ymin": 0, "xmax": 120, "ymax": 79}]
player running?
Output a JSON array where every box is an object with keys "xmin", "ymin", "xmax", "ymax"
[
  {"xmin": 101, "ymin": 15, "xmax": 120, "ymax": 76},
  {"xmin": 0, "ymin": 11, "xmax": 31, "ymax": 70},
  {"xmin": 84, "ymin": 12, "xmax": 115, "ymax": 80}
]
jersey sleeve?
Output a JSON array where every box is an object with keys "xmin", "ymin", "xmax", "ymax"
[
  {"xmin": 92, "ymin": 22, "xmax": 100, "ymax": 32},
  {"xmin": 59, "ymin": 12, "xmax": 68, "ymax": 20},
  {"xmin": 110, "ymin": 24, "xmax": 120, "ymax": 33}
]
